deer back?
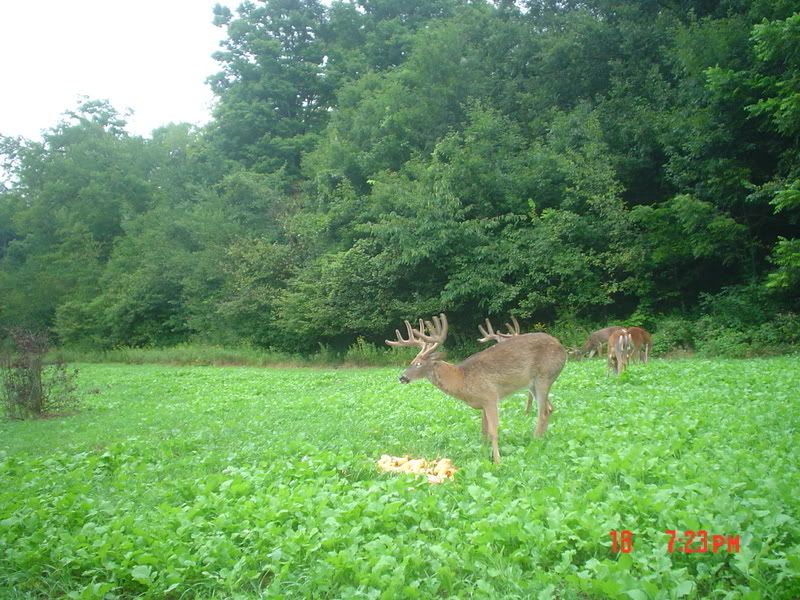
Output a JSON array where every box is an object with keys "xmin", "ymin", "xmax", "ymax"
[
  {"xmin": 627, "ymin": 326, "xmax": 652, "ymax": 347},
  {"xmin": 458, "ymin": 333, "xmax": 566, "ymax": 398},
  {"xmin": 592, "ymin": 326, "xmax": 624, "ymax": 344},
  {"xmin": 580, "ymin": 326, "xmax": 623, "ymax": 353}
]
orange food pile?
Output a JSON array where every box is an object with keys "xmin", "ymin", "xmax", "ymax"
[{"xmin": 377, "ymin": 454, "xmax": 457, "ymax": 484}]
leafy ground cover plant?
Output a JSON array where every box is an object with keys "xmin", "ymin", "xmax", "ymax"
[{"xmin": 1, "ymin": 357, "xmax": 798, "ymax": 598}]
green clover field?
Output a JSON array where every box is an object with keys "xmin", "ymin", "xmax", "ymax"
[{"xmin": 1, "ymin": 357, "xmax": 798, "ymax": 598}]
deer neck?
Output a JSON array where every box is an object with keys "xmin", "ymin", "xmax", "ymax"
[{"xmin": 428, "ymin": 361, "xmax": 467, "ymax": 400}]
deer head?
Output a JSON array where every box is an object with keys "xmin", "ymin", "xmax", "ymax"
[{"xmin": 385, "ymin": 313, "xmax": 448, "ymax": 383}]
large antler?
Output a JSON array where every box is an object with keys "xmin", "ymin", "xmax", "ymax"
[
  {"xmin": 478, "ymin": 316, "xmax": 521, "ymax": 344},
  {"xmin": 386, "ymin": 313, "xmax": 449, "ymax": 361}
]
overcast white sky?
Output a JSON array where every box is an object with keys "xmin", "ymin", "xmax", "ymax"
[{"xmin": 0, "ymin": 0, "xmax": 239, "ymax": 141}]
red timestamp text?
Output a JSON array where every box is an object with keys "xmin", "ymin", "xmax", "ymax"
[
  {"xmin": 665, "ymin": 529, "xmax": 741, "ymax": 554},
  {"xmin": 609, "ymin": 530, "xmax": 741, "ymax": 554},
  {"xmin": 609, "ymin": 529, "xmax": 635, "ymax": 553}
]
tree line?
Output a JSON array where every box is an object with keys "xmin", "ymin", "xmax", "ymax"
[{"xmin": 1, "ymin": 0, "xmax": 798, "ymax": 355}]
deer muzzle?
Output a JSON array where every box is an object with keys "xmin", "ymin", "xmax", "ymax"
[{"xmin": 399, "ymin": 374, "xmax": 410, "ymax": 384}]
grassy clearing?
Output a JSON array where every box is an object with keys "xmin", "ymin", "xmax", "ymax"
[{"xmin": 1, "ymin": 357, "xmax": 799, "ymax": 598}]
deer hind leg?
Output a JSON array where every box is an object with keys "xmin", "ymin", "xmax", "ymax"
[
  {"xmin": 531, "ymin": 379, "xmax": 554, "ymax": 437},
  {"xmin": 480, "ymin": 408, "xmax": 489, "ymax": 440},
  {"xmin": 610, "ymin": 349, "xmax": 623, "ymax": 375},
  {"xmin": 483, "ymin": 400, "xmax": 501, "ymax": 464},
  {"xmin": 528, "ymin": 387, "xmax": 553, "ymax": 417},
  {"xmin": 624, "ymin": 334, "xmax": 634, "ymax": 372}
]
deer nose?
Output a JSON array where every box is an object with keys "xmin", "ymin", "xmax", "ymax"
[{"xmin": 399, "ymin": 375, "xmax": 410, "ymax": 384}]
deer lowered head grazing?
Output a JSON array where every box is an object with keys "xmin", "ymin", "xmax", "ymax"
[
  {"xmin": 572, "ymin": 326, "xmax": 624, "ymax": 360},
  {"xmin": 386, "ymin": 314, "xmax": 567, "ymax": 464}
]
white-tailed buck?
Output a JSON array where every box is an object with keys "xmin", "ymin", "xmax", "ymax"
[
  {"xmin": 626, "ymin": 326, "xmax": 652, "ymax": 363},
  {"xmin": 386, "ymin": 314, "xmax": 566, "ymax": 464},
  {"xmin": 607, "ymin": 328, "xmax": 634, "ymax": 375},
  {"xmin": 572, "ymin": 326, "xmax": 624, "ymax": 359}
]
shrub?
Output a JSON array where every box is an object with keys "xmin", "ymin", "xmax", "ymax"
[
  {"xmin": 344, "ymin": 337, "xmax": 414, "ymax": 366},
  {"xmin": 650, "ymin": 315, "xmax": 696, "ymax": 355},
  {"xmin": 1, "ymin": 329, "xmax": 80, "ymax": 419},
  {"xmin": 698, "ymin": 284, "xmax": 774, "ymax": 328},
  {"xmin": 768, "ymin": 311, "xmax": 800, "ymax": 346},
  {"xmin": 694, "ymin": 320, "xmax": 751, "ymax": 358},
  {"xmin": 549, "ymin": 319, "xmax": 592, "ymax": 351}
]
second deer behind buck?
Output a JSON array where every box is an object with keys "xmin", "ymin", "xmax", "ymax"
[
  {"xmin": 386, "ymin": 314, "xmax": 566, "ymax": 464},
  {"xmin": 573, "ymin": 326, "xmax": 624, "ymax": 359},
  {"xmin": 626, "ymin": 326, "xmax": 652, "ymax": 363}
]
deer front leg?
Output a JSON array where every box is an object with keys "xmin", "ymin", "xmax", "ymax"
[{"xmin": 484, "ymin": 400, "xmax": 501, "ymax": 464}]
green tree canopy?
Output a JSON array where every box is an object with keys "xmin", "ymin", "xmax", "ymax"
[{"xmin": 1, "ymin": 0, "xmax": 798, "ymax": 351}]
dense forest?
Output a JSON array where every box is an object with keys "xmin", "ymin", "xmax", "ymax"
[{"xmin": 1, "ymin": 0, "xmax": 798, "ymax": 356}]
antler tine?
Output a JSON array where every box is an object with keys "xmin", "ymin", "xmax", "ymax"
[
  {"xmin": 505, "ymin": 316, "xmax": 521, "ymax": 335},
  {"xmin": 439, "ymin": 314, "xmax": 449, "ymax": 339},
  {"xmin": 385, "ymin": 319, "xmax": 425, "ymax": 348},
  {"xmin": 413, "ymin": 314, "xmax": 447, "ymax": 360},
  {"xmin": 477, "ymin": 318, "xmax": 497, "ymax": 343},
  {"xmin": 386, "ymin": 314, "xmax": 448, "ymax": 355},
  {"xmin": 415, "ymin": 313, "xmax": 448, "ymax": 344},
  {"xmin": 433, "ymin": 313, "xmax": 448, "ymax": 342},
  {"xmin": 479, "ymin": 316, "xmax": 522, "ymax": 344}
]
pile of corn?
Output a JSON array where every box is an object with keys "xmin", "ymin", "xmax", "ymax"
[{"xmin": 377, "ymin": 454, "xmax": 457, "ymax": 484}]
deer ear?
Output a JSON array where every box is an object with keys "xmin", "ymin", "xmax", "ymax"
[{"xmin": 429, "ymin": 351, "xmax": 446, "ymax": 361}]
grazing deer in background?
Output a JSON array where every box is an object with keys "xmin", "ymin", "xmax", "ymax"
[
  {"xmin": 386, "ymin": 314, "xmax": 566, "ymax": 464},
  {"xmin": 626, "ymin": 326, "xmax": 652, "ymax": 363},
  {"xmin": 572, "ymin": 326, "xmax": 624, "ymax": 359},
  {"xmin": 476, "ymin": 317, "xmax": 551, "ymax": 417},
  {"xmin": 607, "ymin": 328, "xmax": 634, "ymax": 375}
]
